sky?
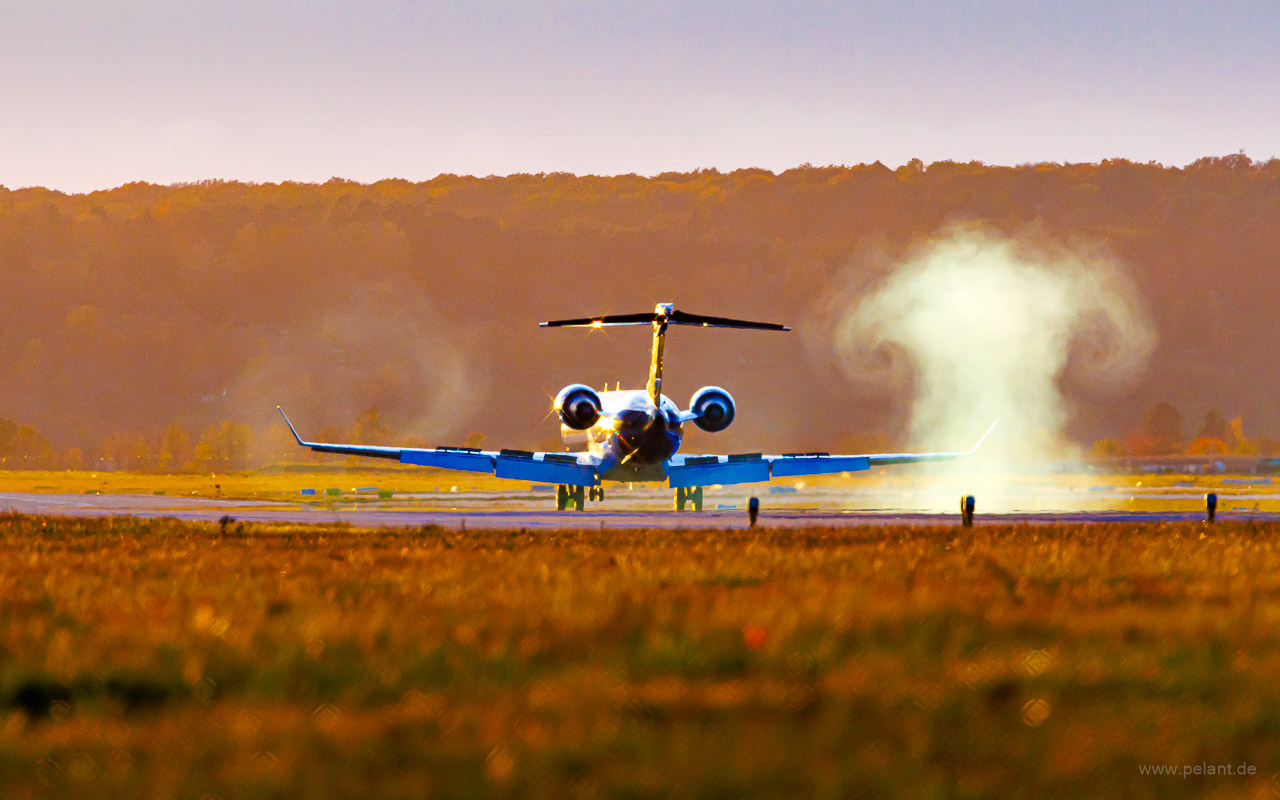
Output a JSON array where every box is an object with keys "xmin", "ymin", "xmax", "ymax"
[{"xmin": 1, "ymin": 0, "xmax": 1278, "ymax": 193}]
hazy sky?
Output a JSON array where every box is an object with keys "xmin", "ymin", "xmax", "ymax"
[{"xmin": 2, "ymin": 0, "xmax": 1277, "ymax": 193}]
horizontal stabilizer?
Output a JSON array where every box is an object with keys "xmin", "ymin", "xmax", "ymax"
[
  {"xmin": 540, "ymin": 312, "xmax": 656, "ymax": 328},
  {"xmin": 541, "ymin": 306, "xmax": 789, "ymax": 332},
  {"xmin": 667, "ymin": 309, "xmax": 789, "ymax": 331}
]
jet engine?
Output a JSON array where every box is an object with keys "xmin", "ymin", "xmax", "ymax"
[
  {"xmin": 555, "ymin": 384, "xmax": 602, "ymax": 430},
  {"xmin": 690, "ymin": 386, "xmax": 735, "ymax": 433}
]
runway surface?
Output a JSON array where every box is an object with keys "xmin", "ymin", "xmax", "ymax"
[{"xmin": 2, "ymin": 491, "xmax": 1277, "ymax": 529}]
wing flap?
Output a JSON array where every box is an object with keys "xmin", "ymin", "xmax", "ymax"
[
  {"xmin": 769, "ymin": 455, "xmax": 870, "ymax": 477},
  {"xmin": 399, "ymin": 448, "xmax": 496, "ymax": 473},
  {"xmin": 495, "ymin": 455, "xmax": 597, "ymax": 486},
  {"xmin": 667, "ymin": 458, "xmax": 770, "ymax": 488}
]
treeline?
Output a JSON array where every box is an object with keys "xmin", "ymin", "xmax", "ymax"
[
  {"xmin": 3, "ymin": 156, "xmax": 1280, "ymax": 459},
  {"xmin": 0, "ymin": 408, "xmax": 423, "ymax": 472},
  {"xmin": 1093, "ymin": 404, "xmax": 1280, "ymax": 459},
  {"xmin": 0, "ymin": 415, "xmax": 264, "ymax": 472}
]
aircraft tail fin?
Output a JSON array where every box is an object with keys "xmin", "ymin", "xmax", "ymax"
[{"xmin": 541, "ymin": 303, "xmax": 790, "ymax": 405}]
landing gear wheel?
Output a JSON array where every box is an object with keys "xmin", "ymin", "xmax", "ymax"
[
  {"xmin": 589, "ymin": 486, "xmax": 604, "ymax": 502},
  {"xmin": 689, "ymin": 486, "xmax": 703, "ymax": 512},
  {"xmin": 572, "ymin": 485, "xmax": 586, "ymax": 511},
  {"xmin": 556, "ymin": 485, "xmax": 569, "ymax": 511},
  {"xmin": 674, "ymin": 487, "xmax": 687, "ymax": 512}
]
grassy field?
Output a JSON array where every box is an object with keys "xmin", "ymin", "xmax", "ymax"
[
  {"xmin": 0, "ymin": 466, "xmax": 517, "ymax": 500},
  {"xmin": 2, "ymin": 514, "xmax": 1280, "ymax": 797}
]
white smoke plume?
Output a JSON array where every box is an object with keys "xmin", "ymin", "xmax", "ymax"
[
  {"xmin": 829, "ymin": 226, "xmax": 1155, "ymax": 475},
  {"xmin": 231, "ymin": 286, "xmax": 481, "ymax": 446}
]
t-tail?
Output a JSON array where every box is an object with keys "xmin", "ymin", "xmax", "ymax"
[{"xmin": 540, "ymin": 302, "xmax": 790, "ymax": 404}]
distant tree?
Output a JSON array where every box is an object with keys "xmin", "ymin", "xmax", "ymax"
[
  {"xmin": 191, "ymin": 438, "xmax": 216, "ymax": 473},
  {"xmin": 98, "ymin": 433, "xmax": 130, "ymax": 471},
  {"xmin": 1197, "ymin": 410, "xmax": 1231, "ymax": 442},
  {"xmin": 352, "ymin": 407, "xmax": 391, "ymax": 446},
  {"xmin": 1186, "ymin": 437, "xmax": 1229, "ymax": 457},
  {"xmin": 256, "ymin": 423, "xmax": 300, "ymax": 466},
  {"xmin": 1140, "ymin": 402, "xmax": 1184, "ymax": 454},
  {"xmin": 99, "ymin": 432, "xmax": 156, "ymax": 471},
  {"xmin": 193, "ymin": 422, "xmax": 253, "ymax": 472},
  {"xmin": 1122, "ymin": 431, "xmax": 1160, "ymax": 457},
  {"xmin": 62, "ymin": 447, "xmax": 84, "ymax": 471},
  {"xmin": 1256, "ymin": 438, "xmax": 1280, "ymax": 458},
  {"xmin": 224, "ymin": 422, "xmax": 253, "ymax": 471},
  {"xmin": 1229, "ymin": 417, "xmax": 1258, "ymax": 456},
  {"xmin": 1090, "ymin": 438, "xmax": 1127, "ymax": 458},
  {"xmin": 464, "ymin": 431, "xmax": 487, "ymax": 449},
  {"xmin": 0, "ymin": 417, "xmax": 56, "ymax": 468},
  {"xmin": 129, "ymin": 434, "xmax": 156, "ymax": 472},
  {"xmin": 157, "ymin": 424, "xmax": 192, "ymax": 472}
]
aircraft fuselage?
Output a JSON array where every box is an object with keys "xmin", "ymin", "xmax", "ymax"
[{"xmin": 578, "ymin": 390, "xmax": 683, "ymax": 482}]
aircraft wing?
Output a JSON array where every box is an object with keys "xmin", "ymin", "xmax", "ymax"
[
  {"xmin": 277, "ymin": 407, "xmax": 600, "ymax": 486},
  {"xmin": 665, "ymin": 419, "xmax": 999, "ymax": 488}
]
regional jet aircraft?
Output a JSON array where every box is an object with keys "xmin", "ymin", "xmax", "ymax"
[{"xmin": 279, "ymin": 303, "xmax": 996, "ymax": 510}]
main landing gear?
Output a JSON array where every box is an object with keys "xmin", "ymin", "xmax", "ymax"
[
  {"xmin": 556, "ymin": 485, "xmax": 605, "ymax": 511},
  {"xmin": 555, "ymin": 485, "xmax": 702, "ymax": 512},
  {"xmin": 556, "ymin": 485, "xmax": 583, "ymax": 511},
  {"xmin": 674, "ymin": 486, "xmax": 703, "ymax": 512}
]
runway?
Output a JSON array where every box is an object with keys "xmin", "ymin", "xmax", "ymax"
[{"xmin": 1, "ymin": 491, "xmax": 1276, "ymax": 529}]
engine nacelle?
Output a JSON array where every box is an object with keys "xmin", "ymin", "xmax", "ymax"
[
  {"xmin": 690, "ymin": 386, "xmax": 735, "ymax": 433},
  {"xmin": 555, "ymin": 384, "xmax": 602, "ymax": 430}
]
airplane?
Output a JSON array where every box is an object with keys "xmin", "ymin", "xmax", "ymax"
[{"xmin": 278, "ymin": 302, "xmax": 997, "ymax": 511}]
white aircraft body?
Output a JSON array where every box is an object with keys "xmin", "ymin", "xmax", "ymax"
[{"xmin": 280, "ymin": 303, "xmax": 996, "ymax": 510}]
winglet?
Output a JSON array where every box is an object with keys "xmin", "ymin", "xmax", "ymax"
[
  {"xmin": 968, "ymin": 418, "xmax": 1000, "ymax": 454},
  {"xmin": 277, "ymin": 406, "xmax": 307, "ymax": 447}
]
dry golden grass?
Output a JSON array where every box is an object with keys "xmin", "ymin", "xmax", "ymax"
[
  {"xmin": 0, "ymin": 467, "xmax": 518, "ymax": 500},
  {"xmin": 2, "ymin": 513, "xmax": 1280, "ymax": 797}
]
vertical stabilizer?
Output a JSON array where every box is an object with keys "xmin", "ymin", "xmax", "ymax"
[{"xmin": 647, "ymin": 303, "xmax": 673, "ymax": 403}]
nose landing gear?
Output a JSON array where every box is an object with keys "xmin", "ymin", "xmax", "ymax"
[{"xmin": 673, "ymin": 486, "xmax": 703, "ymax": 512}]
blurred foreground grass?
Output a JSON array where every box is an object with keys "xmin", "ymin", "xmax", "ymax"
[{"xmin": 3, "ymin": 514, "xmax": 1280, "ymax": 798}]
